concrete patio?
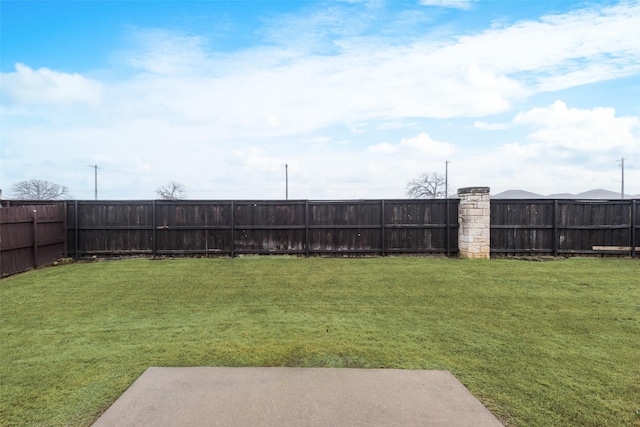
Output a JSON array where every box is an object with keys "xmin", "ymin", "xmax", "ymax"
[{"xmin": 92, "ymin": 367, "xmax": 503, "ymax": 426}]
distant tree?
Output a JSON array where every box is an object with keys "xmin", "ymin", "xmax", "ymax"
[
  {"xmin": 406, "ymin": 172, "xmax": 446, "ymax": 199},
  {"xmin": 156, "ymin": 181, "xmax": 186, "ymax": 200},
  {"xmin": 11, "ymin": 179, "xmax": 71, "ymax": 200}
]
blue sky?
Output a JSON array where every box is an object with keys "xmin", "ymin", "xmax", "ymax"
[{"xmin": 1, "ymin": 0, "xmax": 639, "ymax": 199}]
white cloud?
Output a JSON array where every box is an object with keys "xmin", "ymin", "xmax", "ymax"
[
  {"xmin": 117, "ymin": 29, "xmax": 210, "ymax": 75},
  {"xmin": 474, "ymin": 121, "xmax": 510, "ymax": 131},
  {"xmin": 501, "ymin": 141, "xmax": 546, "ymax": 159},
  {"xmin": 6, "ymin": 1, "xmax": 627, "ymax": 134},
  {"xmin": 233, "ymin": 146, "xmax": 288, "ymax": 174},
  {"xmin": 368, "ymin": 132, "xmax": 456, "ymax": 156},
  {"xmin": 514, "ymin": 100, "xmax": 640, "ymax": 152},
  {"xmin": 431, "ymin": 2, "xmax": 640, "ymax": 91},
  {"xmin": 461, "ymin": 101, "xmax": 640, "ymax": 195},
  {"xmin": 1, "ymin": 63, "xmax": 103, "ymax": 107},
  {"xmin": 419, "ymin": 0, "xmax": 477, "ymax": 9},
  {"xmin": 94, "ymin": 1, "xmax": 636, "ymax": 133}
]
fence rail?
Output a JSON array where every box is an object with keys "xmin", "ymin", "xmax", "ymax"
[
  {"xmin": 0, "ymin": 204, "xmax": 66, "ymax": 277},
  {"xmin": 491, "ymin": 199, "xmax": 639, "ymax": 257}
]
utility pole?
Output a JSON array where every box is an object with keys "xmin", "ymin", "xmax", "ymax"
[
  {"xmin": 285, "ymin": 164, "xmax": 288, "ymax": 200},
  {"xmin": 445, "ymin": 160, "xmax": 450, "ymax": 199},
  {"xmin": 89, "ymin": 164, "xmax": 99, "ymax": 200},
  {"xmin": 617, "ymin": 157, "xmax": 627, "ymax": 199}
]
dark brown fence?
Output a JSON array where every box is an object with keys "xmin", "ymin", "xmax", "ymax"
[
  {"xmin": 65, "ymin": 199, "xmax": 459, "ymax": 258},
  {"xmin": 491, "ymin": 199, "xmax": 639, "ymax": 257},
  {"xmin": 2, "ymin": 199, "xmax": 637, "ymax": 275},
  {"xmin": 0, "ymin": 204, "xmax": 66, "ymax": 277}
]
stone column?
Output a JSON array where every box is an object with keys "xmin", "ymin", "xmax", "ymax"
[{"xmin": 457, "ymin": 187, "xmax": 491, "ymax": 259}]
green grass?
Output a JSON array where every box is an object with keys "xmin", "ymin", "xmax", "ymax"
[{"xmin": 1, "ymin": 257, "xmax": 639, "ymax": 426}]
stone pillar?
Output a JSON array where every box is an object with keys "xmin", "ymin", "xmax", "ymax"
[{"xmin": 457, "ymin": 187, "xmax": 491, "ymax": 259}]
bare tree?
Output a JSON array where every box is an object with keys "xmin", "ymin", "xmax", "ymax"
[
  {"xmin": 406, "ymin": 172, "xmax": 446, "ymax": 199},
  {"xmin": 156, "ymin": 181, "xmax": 186, "ymax": 200},
  {"xmin": 11, "ymin": 179, "xmax": 71, "ymax": 200}
]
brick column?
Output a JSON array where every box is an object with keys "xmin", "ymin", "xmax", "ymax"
[{"xmin": 457, "ymin": 187, "xmax": 490, "ymax": 259}]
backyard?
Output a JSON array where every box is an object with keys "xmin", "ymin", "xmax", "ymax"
[{"xmin": 0, "ymin": 257, "xmax": 638, "ymax": 426}]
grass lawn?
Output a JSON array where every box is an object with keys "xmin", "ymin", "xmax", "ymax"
[{"xmin": 1, "ymin": 257, "xmax": 639, "ymax": 426}]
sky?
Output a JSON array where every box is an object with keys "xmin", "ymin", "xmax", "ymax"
[{"xmin": 1, "ymin": 0, "xmax": 639, "ymax": 200}]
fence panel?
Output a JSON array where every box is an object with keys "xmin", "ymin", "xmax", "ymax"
[
  {"xmin": 491, "ymin": 199, "xmax": 637, "ymax": 257},
  {"xmin": 384, "ymin": 200, "xmax": 458, "ymax": 254},
  {"xmin": 155, "ymin": 201, "xmax": 232, "ymax": 255},
  {"xmin": 308, "ymin": 201, "xmax": 382, "ymax": 254},
  {"xmin": 73, "ymin": 201, "xmax": 154, "ymax": 256},
  {"xmin": 491, "ymin": 200, "xmax": 555, "ymax": 255},
  {"xmin": 558, "ymin": 201, "xmax": 632, "ymax": 255},
  {"xmin": 234, "ymin": 201, "xmax": 306, "ymax": 254},
  {"xmin": 0, "ymin": 204, "xmax": 66, "ymax": 277}
]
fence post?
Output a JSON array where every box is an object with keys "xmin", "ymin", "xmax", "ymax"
[
  {"xmin": 446, "ymin": 198, "xmax": 450, "ymax": 257},
  {"xmin": 62, "ymin": 202, "xmax": 68, "ymax": 258},
  {"xmin": 632, "ymin": 199, "xmax": 636, "ymax": 258},
  {"xmin": 230, "ymin": 201, "xmax": 235, "ymax": 258},
  {"xmin": 305, "ymin": 200, "xmax": 310, "ymax": 258},
  {"xmin": 381, "ymin": 200, "xmax": 385, "ymax": 256},
  {"xmin": 32, "ymin": 209, "xmax": 39, "ymax": 267},
  {"xmin": 553, "ymin": 200, "xmax": 558, "ymax": 257},
  {"xmin": 74, "ymin": 201, "xmax": 79, "ymax": 259},
  {"xmin": 457, "ymin": 187, "xmax": 491, "ymax": 259},
  {"xmin": 152, "ymin": 200, "xmax": 157, "ymax": 258}
]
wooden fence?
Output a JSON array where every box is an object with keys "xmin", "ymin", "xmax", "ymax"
[
  {"xmin": 0, "ymin": 204, "xmax": 66, "ymax": 277},
  {"xmin": 2, "ymin": 198, "xmax": 638, "ymax": 277},
  {"xmin": 491, "ymin": 199, "xmax": 639, "ymax": 257},
  {"xmin": 65, "ymin": 199, "xmax": 459, "ymax": 258}
]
